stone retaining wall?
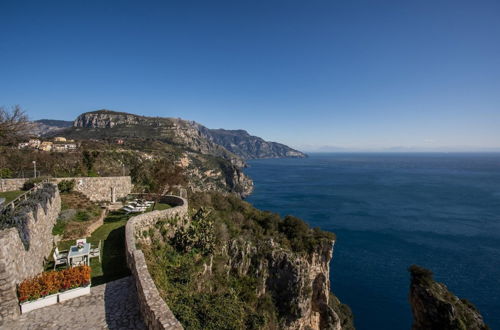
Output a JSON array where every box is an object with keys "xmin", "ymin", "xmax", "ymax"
[
  {"xmin": 0, "ymin": 178, "xmax": 27, "ymax": 192},
  {"xmin": 125, "ymin": 195, "xmax": 187, "ymax": 330},
  {"xmin": 0, "ymin": 184, "xmax": 61, "ymax": 323},
  {"xmin": 83, "ymin": 208, "xmax": 108, "ymax": 237},
  {"xmin": 0, "ymin": 176, "xmax": 132, "ymax": 202}
]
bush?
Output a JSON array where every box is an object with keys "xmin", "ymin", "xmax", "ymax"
[
  {"xmin": 0, "ymin": 168, "xmax": 13, "ymax": 178},
  {"xmin": 75, "ymin": 210, "xmax": 90, "ymax": 222},
  {"xmin": 408, "ymin": 264, "xmax": 434, "ymax": 284},
  {"xmin": 57, "ymin": 179, "xmax": 75, "ymax": 193},
  {"xmin": 17, "ymin": 266, "xmax": 91, "ymax": 303}
]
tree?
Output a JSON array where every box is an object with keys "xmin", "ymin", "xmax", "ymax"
[{"xmin": 0, "ymin": 105, "xmax": 31, "ymax": 145}]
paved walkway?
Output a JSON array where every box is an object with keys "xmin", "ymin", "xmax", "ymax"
[{"xmin": 2, "ymin": 276, "xmax": 145, "ymax": 330}]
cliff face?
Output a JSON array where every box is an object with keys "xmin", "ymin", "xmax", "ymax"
[
  {"xmin": 408, "ymin": 265, "xmax": 489, "ymax": 330},
  {"xmin": 205, "ymin": 129, "xmax": 306, "ymax": 159},
  {"xmin": 226, "ymin": 238, "xmax": 345, "ymax": 329}
]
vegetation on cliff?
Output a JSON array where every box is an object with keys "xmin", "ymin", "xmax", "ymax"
[
  {"xmin": 0, "ymin": 137, "xmax": 252, "ymax": 197},
  {"xmin": 408, "ymin": 265, "xmax": 489, "ymax": 330},
  {"xmin": 142, "ymin": 191, "xmax": 353, "ymax": 330}
]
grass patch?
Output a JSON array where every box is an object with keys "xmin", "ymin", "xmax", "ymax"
[
  {"xmin": 153, "ymin": 203, "xmax": 171, "ymax": 211},
  {"xmin": 56, "ymin": 210, "xmax": 132, "ymax": 286},
  {"xmin": 0, "ymin": 190, "xmax": 24, "ymax": 204},
  {"xmin": 52, "ymin": 220, "xmax": 67, "ymax": 236},
  {"xmin": 58, "ymin": 192, "xmax": 103, "ymax": 239}
]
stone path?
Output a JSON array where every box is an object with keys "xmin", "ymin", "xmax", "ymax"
[{"xmin": 1, "ymin": 276, "xmax": 145, "ymax": 330}]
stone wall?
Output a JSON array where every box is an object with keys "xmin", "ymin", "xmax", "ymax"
[
  {"xmin": 0, "ymin": 184, "xmax": 61, "ymax": 323},
  {"xmin": 0, "ymin": 179, "xmax": 27, "ymax": 192},
  {"xmin": 125, "ymin": 195, "xmax": 188, "ymax": 330},
  {"xmin": 0, "ymin": 176, "xmax": 132, "ymax": 202}
]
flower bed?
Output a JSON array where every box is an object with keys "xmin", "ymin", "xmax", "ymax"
[{"xmin": 18, "ymin": 266, "xmax": 91, "ymax": 312}]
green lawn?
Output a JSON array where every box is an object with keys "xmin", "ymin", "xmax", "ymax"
[
  {"xmin": 0, "ymin": 190, "xmax": 24, "ymax": 204},
  {"xmin": 56, "ymin": 210, "xmax": 133, "ymax": 286},
  {"xmin": 153, "ymin": 202, "xmax": 171, "ymax": 211}
]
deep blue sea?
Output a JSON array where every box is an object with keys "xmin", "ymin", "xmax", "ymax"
[{"xmin": 245, "ymin": 153, "xmax": 500, "ymax": 330}]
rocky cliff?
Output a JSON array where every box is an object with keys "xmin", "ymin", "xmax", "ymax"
[
  {"xmin": 225, "ymin": 237, "xmax": 351, "ymax": 329},
  {"xmin": 408, "ymin": 265, "xmax": 489, "ymax": 330},
  {"xmin": 142, "ymin": 192, "xmax": 354, "ymax": 330},
  {"xmin": 204, "ymin": 129, "xmax": 306, "ymax": 159}
]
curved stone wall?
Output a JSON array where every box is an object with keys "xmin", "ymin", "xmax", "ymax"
[{"xmin": 125, "ymin": 196, "xmax": 187, "ymax": 330}]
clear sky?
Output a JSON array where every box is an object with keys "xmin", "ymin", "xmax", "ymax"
[{"xmin": 1, "ymin": 0, "xmax": 499, "ymax": 151}]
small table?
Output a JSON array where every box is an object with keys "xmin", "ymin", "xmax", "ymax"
[{"xmin": 67, "ymin": 243, "xmax": 91, "ymax": 267}]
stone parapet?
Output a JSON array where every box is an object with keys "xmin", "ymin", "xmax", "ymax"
[
  {"xmin": 125, "ymin": 196, "xmax": 187, "ymax": 330},
  {"xmin": 0, "ymin": 179, "xmax": 27, "ymax": 192},
  {"xmin": 0, "ymin": 176, "xmax": 132, "ymax": 202}
]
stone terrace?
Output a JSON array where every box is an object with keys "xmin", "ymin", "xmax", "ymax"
[{"xmin": 1, "ymin": 276, "xmax": 145, "ymax": 330}]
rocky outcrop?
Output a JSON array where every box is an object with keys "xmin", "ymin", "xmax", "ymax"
[
  {"xmin": 225, "ymin": 238, "xmax": 347, "ymax": 330},
  {"xmin": 205, "ymin": 129, "xmax": 306, "ymax": 159},
  {"xmin": 408, "ymin": 265, "xmax": 489, "ymax": 330}
]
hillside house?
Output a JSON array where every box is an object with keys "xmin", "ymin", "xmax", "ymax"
[
  {"xmin": 28, "ymin": 139, "xmax": 41, "ymax": 148},
  {"xmin": 39, "ymin": 141, "xmax": 53, "ymax": 152}
]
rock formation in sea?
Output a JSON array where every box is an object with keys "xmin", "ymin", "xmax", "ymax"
[{"xmin": 408, "ymin": 265, "xmax": 489, "ymax": 330}]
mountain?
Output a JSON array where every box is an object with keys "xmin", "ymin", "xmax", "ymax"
[
  {"xmin": 31, "ymin": 119, "xmax": 73, "ymax": 136},
  {"xmin": 205, "ymin": 129, "xmax": 306, "ymax": 159},
  {"xmin": 69, "ymin": 110, "xmax": 305, "ymax": 160},
  {"xmin": 70, "ymin": 110, "xmax": 244, "ymax": 166},
  {"xmin": 408, "ymin": 265, "xmax": 488, "ymax": 330}
]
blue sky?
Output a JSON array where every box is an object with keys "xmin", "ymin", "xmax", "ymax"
[{"xmin": 1, "ymin": 0, "xmax": 499, "ymax": 151}]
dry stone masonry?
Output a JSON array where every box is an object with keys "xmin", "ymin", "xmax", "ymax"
[
  {"xmin": 0, "ymin": 176, "xmax": 132, "ymax": 202},
  {"xmin": 0, "ymin": 184, "xmax": 61, "ymax": 323},
  {"xmin": 125, "ymin": 195, "xmax": 188, "ymax": 330}
]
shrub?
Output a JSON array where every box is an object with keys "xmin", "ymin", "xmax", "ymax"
[
  {"xmin": 408, "ymin": 264, "xmax": 434, "ymax": 285},
  {"xmin": 57, "ymin": 179, "xmax": 75, "ymax": 193},
  {"xmin": 17, "ymin": 266, "xmax": 91, "ymax": 303},
  {"xmin": 75, "ymin": 210, "xmax": 90, "ymax": 222},
  {"xmin": 0, "ymin": 168, "xmax": 13, "ymax": 178}
]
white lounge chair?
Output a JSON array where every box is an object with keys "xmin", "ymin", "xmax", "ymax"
[{"xmin": 89, "ymin": 240, "xmax": 102, "ymax": 262}]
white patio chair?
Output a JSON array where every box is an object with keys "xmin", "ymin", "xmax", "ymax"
[
  {"xmin": 55, "ymin": 247, "xmax": 68, "ymax": 258},
  {"xmin": 71, "ymin": 256, "xmax": 85, "ymax": 267},
  {"xmin": 89, "ymin": 240, "xmax": 102, "ymax": 262},
  {"xmin": 53, "ymin": 252, "xmax": 67, "ymax": 270}
]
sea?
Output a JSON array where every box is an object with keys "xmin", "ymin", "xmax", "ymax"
[{"xmin": 244, "ymin": 153, "xmax": 500, "ymax": 330}]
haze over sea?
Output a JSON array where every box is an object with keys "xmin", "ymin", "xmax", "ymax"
[{"xmin": 245, "ymin": 153, "xmax": 500, "ymax": 330}]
